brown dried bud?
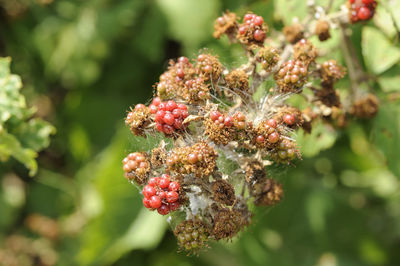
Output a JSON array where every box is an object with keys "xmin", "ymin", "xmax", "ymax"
[
  {"xmin": 25, "ymin": 214, "xmax": 59, "ymax": 240},
  {"xmin": 350, "ymin": 94, "xmax": 379, "ymax": 118},
  {"xmin": 213, "ymin": 11, "xmax": 238, "ymax": 40},
  {"xmin": 212, "ymin": 179, "xmax": 235, "ymax": 206},
  {"xmin": 252, "ymin": 178, "xmax": 283, "ymax": 206},
  {"xmin": 320, "ymin": 60, "xmax": 346, "ymax": 85},
  {"xmin": 245, "ymin": 160, "xmax": 266, "ymax": 184},
  {"xmin": 315, "ymin": 19, "xmax": 331, "ymax": 41},
  {"xmin": 293, "ymin": 39, "xmax": 318, "ymax": 65},
  {"xmin": 125, "ymin": 105, "xmax": 151, "ymax": 136},
  {"xmin": 283, "ymin": 23, "xmax": 304, "ymax": 44},
  {"xmin": 212, "ymin": 207, "xmax": 247, "ymax": 240},
  {"xmin": 196, "ymin": 53, "xmax": 223, "ymax": 82},
  {"xmin": 225, "ymin": 69, "xmax": 249, "ymax": 97},
  {"xmin": 315, "ymin": 85, "xmax": 341, "ymax": 108},
  {"xmin": 256, "ymin": 46, "xmax": 280, "ymax": 72}
]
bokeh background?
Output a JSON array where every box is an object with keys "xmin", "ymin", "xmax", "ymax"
[{"xmin": 0, "ymin": 0, "xmax": 400, "ymax": 265}]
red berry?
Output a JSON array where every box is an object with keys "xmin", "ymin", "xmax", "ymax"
[
  {"xmin": 210, "ymin": 111, "xmax": 221, "ymax": 121},
  {"xmin": 177, "ymin": 103, "xmax": 187, "ymax": 111},
  {"xmin": 358, "ymin": 6, "xmax": 371, "ymax": 20},
  {"xmin": 173, "ymin": 119, "xmax": 183, "ymax": 129},
  {"xmin": 163, "ymin": 112, "xmax": 175, "ymax": 125},
  {"xmin": 169, "ymin": 201, "xmax": 180, "ymax": 211},
  {"xmin": 268, "ymin": 132, "xmax": 280, "ymax": 144},
  {"xmin": 143, "ymin": 198, "xmax": 151, "ymax": 208},
  {"xmin": 157, "ymin": 191, "xmax": 167, "ymax": 200},
  {"xmin": 148, "ymin": 177, "xmax": 158, "ymax": 186},
  {"xmin": 172, "ymin": 108, "xmax": 181, "ymax": 118},
  {"xmin": 150, "ymin": 195, "xmax": 162, "ymax": 209},
  {"xmin": 283, "ymin": 114, "xmax": 296, "ymax": 125},
  {"xmin": 254, "ymin": 29, "xmax": 266, "ymax": 41},
  {"xmin": 224, "ymin": 116, "xmax": 233, "ymax": 127},
  {"xmin": 362, "ymin": 0, "xmax": 374, "ymax": 4},
  {"xmin": 156, "ymin": 123, "xmax": 163, "ymax": 132},
  {"xmin": 163, "ymin": 124, "xmax": 174, "ymax": 134},
  {"xmin": 256, "ymin": 135, "xmax": 265, "ymax": 143},
  {"xmin": 135, "ymin": 104, "xmax": 146, "ymax": 110},
  {"xmin": 178, "ymin": 56, "xmax": 189, "ymax": 64},
  {"xmin": 158, "ymin": 177, "xmax": 170, "ymax": 189},
  {"xmin": 238, "ymin": 26, "xmax": 247, "ymax": 35},
  {"xmin": 149, "ymin": 104, "xmax": 158, "ymax": 114},
  {"xmin": 181, "ymin": 110, "xmax": 189, "ymax": 119},
  {"xmin": 158, "ymin": 102, "xmax": 167, "ymax": 111},
  {"xmin": 152, "ymin": 97, "xmax": 161, "ymax": 106},
  {"xmin": 166, "ymin": 191, "xmax": 179, "ymax": 203},
  {"xmin": 143, "ymin": 185, "xmax": 156, "ymax": 198},
  {"xmin": 244, "ymin": 14, "xmax": 254, "ymax": 21},
  {"xmin": 155, "ymin": 110, "xmax": 165, "ymax": 122},
  {"xmin": 176, "ymin": 68, "xmax": 185, "ymax": 78},
  {"xmin": 254, "ymin": 16, "xmax": 263, "ymax": 26},
  {"xmin": 157, "ymin": 204, "xmax": 170, "ymax": 215},
  {"xmin": 266, "ymin": 119, "xmax": 277, "ymax": 128},
  {"xmin": 166, "ymin": 100, "xmax": 177, "ymax": 111},
  {"xmin": 169, "ymin": 181, "xmax": 180, "ymax": 191}
]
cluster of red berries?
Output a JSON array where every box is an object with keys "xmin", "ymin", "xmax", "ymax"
[
  {"xmin": 196, "ymin": 54, "xmax": 222, "ymax": 81},
  {"xmin": 122, "ymin": 152, "xmax": 150, "ymax": 184},
  {"xmin": 210, "ymin": 111, "xmax": 247, "ymax": 130},
  {"xmin": 349, "ymin": 0, "xmax": 377, "ymax": 23},
  {"xmin": 148, "ymin": 97, "xmax": 189, "ymax": 135},
  {"xmin": 275, "ymin": 59, "xmax": 308, "ymax": 93},
  {"xmin": 254, "ymin": 119, "xmax": 280, "ymax": 147},
  {"xmin": 238, "ymin": 13, "xmax": 267, "ymax": 42},
  {"xmin": 142, "ymin": 174, "xmax": 181, "ymax": 215}
]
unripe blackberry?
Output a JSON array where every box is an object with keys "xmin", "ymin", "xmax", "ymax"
[
  {"xmin": 274, "ymin": 106, "xmax": 304, "ymax": 129},
  {"xmin": 253, "ymin": 119, "xmax": 281, "ymax": 149},
  {"xmin": 293, "ymin": 39, "xmax": 318, "ymax": 65},
  {"xmin": 283, "ymin": 23, "xmax": 304, "ymax": 44},
  {"xmin": 256, "ymin": 46, "xmax": 280, "ymax": 72},
  {"xmin": 315, "ymin": 19, "xmax": 331, "ymax": 41},
  {"xmin": 212, "ymin": 179, "xmax": 236, "ymax": 206},
  {"xmin": 166, "ymin": 142, "xmax": 218, "ymax": 178},
  {"xmin": 252, "ymin": 178, "xmax": 283, "ymax": 206},
  {"xmin": 269, "ymin": 138, "xmax": 300, "ymax": 164},
  {"xmin": 348, "ymin": 0, "xmax": 377, "ymax": 23},
  {"xmin": 196, "ymin": 53, "xmax": 223, "ymax": 82},
  {"xmin": 153, "ymin": 99, "xmax": 189, "ymax": 136},
  {"xmin": 122, "ymin": 152, "xmax": 151, "ymax": 184},
  {"xmin": 174, "ymin": 219, "xmax": 211, "ymax": 253},
  {"xmin": 125, "ymin": 105, "xmax": 151, "ymax": 136},
  {"xmin": 213, "ymin": 11, "xmax": 238, "ymax": 40},
  {"xmin": 224, "ymin": 69, "xmax": 250, "ymax": 97},
  {"xmin": 274, "ymin": 60, "xmax": 308, "ymax": 93},
  {"xmin": 320, "ymin": 60, "xmax": 346, "ymax": 85},
  {"xmin": 236, "ymin": 13, "xmax": 268, "ymax": 48},
  {"xmin": 182, "ymin": 77, "xmax": 210, "ymax": 103},
  {"xmin": 350, "ymin": 93, "xmax": 379, "ymax": 118}
]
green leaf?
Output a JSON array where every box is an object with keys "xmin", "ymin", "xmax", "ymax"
[
  {"xmin": 378, "ymin": 64, "xmax": 400, "ymax": 92},
  {"xmin": 296, "ymin": 122, "xmax": 338, "ymax": 157},
  {"xmin": 362, "ymin": 27, "xmax": 400, "ymax": 74},
  {"xmin": 15, "ymin": 118, "xmax": 56, "ymax": 151},
  {"xmin": 0, "ymin": 131, "xmax": 37, "ymax": 176}
]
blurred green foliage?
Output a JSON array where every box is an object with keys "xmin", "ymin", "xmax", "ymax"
[{"xmin": 0, "ymin": 0, "xmax": 399, "ymax": 265}]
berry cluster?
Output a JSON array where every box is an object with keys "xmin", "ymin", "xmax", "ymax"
[
  {"xmin": 122, "ymin": 8, "xmax": 379, "ymax": 254},
  {"xmin": 122, "ymin": 152, "xmax": 150, "ymax": 184},
  {"xmin": 237, "ymin": 13, "xmax": 268, "ymax": 47},
  {"xmin": 348, "ymin": 0, "xmax": 377, "ymax": 23},
  {"xmin": 274, "ymin": 59, "xmax": 308, "ymax": 93},
  {"xmin": 142, "ymin": 174, "xmax": 182, "ymax": 215},
  {"xmin": 150, "ymin": 98, "xmax": 189, "ymax": 135},
  {"xmin": 174, "ymin": 219, "xmax": 211, "ymax": 253}
]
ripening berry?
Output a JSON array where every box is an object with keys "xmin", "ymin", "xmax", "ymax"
[
  {"xmin": 143, "ymin": 185, "xmax": 156, "ymax": 198},
  {"xmin": 266, "ymin": 119, "xmax": 277, "ymax": 128},
  {"xmin": 166, "ymin": 191, "xmax": 180, "ymax": 203},
  {"xmin": 188, "ymin": 153, "xmax": 199, "ymax": 164},
  {"xmin": 358, "ymin": 6, "xmax": 371, "ymax": 20},
  {"xmin": 143, "ymin": 198, "xmax": 151, "ymax": 208},
  {"xmin": 283, "ymin": 114, "xmax": 296, "ymax": 125},
  {"xmin": 158, "ymin": 177, "xmax": 170, "ymax": 189},
  {"xmin": 150, "ymin": 195, "xmax": 162, "ymax": 209},
  {"xmin": 157, "ymin": 204, "xmax": 170, "ymax": 215},
  {"xmin": 163, "ymin": 112, "xmax": 175, "ymax": 125},
  {"xmin": 166, "ymin": 100, "xmax": 177, "ymax": 111},
  {"xmin": 253, "ymin": 29, "xmax": 266, "ymax": 41},
  {"xmin": 169, "ymin": 181, "xmax": 180, "ymax": 191},
  {"xmin": 268, "ymin": 132, "xmax": 280, "ymax": 143}
]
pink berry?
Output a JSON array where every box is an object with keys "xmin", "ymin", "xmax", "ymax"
[
  {"xmin": 224, "ymin": 116, "xmax": 233, "ymax": 127},
  {"xmin": 268, "ymin": 132, "xmax": 280, "ymax": 144},
  {"xmin": 210, "ymin": 111, "xmax": 221, "ymax": 121},
  {"xmin": 256, "ymin": 135, "xmax": 265, "ymax": 143},
  {"xmin": 169, "ymin": 181, "xmax": 180, "ymax": 191},
  {"xmin": 157, "ymin": 204, "xmax": 170, "ymax": 215},
  {"xmin": 149, "ymin": 104, "xmax": 158, "ymax": 114},
  {"xmin": 158, "ymin": 177, "xmax": 170, "ymax": 189},
  {"xmin": 152, "ymin": 97, "xmax": 161, "ymax": 106},
  {"xmin": 178, "ymin": 56, "xmax": 189, "ymax": 64},
  {"xmin": 266, "ymin": 119, "xmax": 277, "ymax": 128},
  {"xmin": 143, "ymin": 198, "xmax": 151, "ymax": 208},
  {"xmin": 143, "ymin": 185, "xmax": 156, "ymax": 198},
  {"xmin": 166, "ymin": 191, "xmax": 179, "ymax": 203},
  {"xmin": 244, "ymin": 14, "xmax": 254, "ymax": 21},
  {"xmin": 358, "ymin": 6, "xmax": 371, "ymax": 20},
  {"xmin": 176, "ymin": 68, "xmax": 185, "ymax": 78},
  {"xmin": 135, "ymin": 104, "xmax": 146, "ymax": 110},
  {"xmin": 238, "ymin": 26, "xmax": 247, "ymax": 35},
  {"xmin": 163, "ymin": 112, "xmax": 175, "ymax": 125},
  {"xmin": 254, "ymin": 29, "xmax": 266, "ymax": 41},
  {"xmin": 150, "ymin": 195, "xmax": 162, "ymax": 209},
  {"xmin": 254, "ymin": 16, "xmax": 264, "ymax": 26},
  {"xmin": 166, "ymin": 100, "xmax": 177, "ymax": 111},
  {"xmin": 283, "ymin": 114, "xmax": 296, "ymax": 125},
  {"xmin": 163, "ymin": 124, "xmax": 174, "ymax": 134}
]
